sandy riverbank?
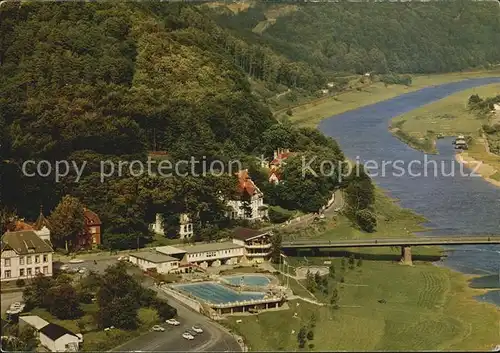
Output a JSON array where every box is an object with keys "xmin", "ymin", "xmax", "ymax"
[{"xmin": 455, "ymin": 151, "xmax": 500, "ymax": 188}]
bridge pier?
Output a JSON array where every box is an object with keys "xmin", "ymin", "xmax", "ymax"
[{"xmin": 400, "ymin": 246, "xmax": 413, "ymax": 266}]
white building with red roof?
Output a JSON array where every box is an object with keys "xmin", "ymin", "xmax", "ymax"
[
  {"xmin": 268, "ymin": 148, "xmax": 294, "ymax": 185},
  {"xmin": 227, "ymin": 169, "xmax": 268, "ymax": 221}
]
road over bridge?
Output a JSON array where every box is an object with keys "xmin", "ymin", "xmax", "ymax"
[{"xmin": 281, "ymin": 236, "xmax": 500, "ymax": 265}]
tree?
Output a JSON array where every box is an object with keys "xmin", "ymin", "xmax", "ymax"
[
  {"xmin": 348, "ymin": 254, "xmax": 355, "ymax": 269},
  {"xmin": 330, "ymin": 288, "xmax": 339, "ymax": 309},
  {"xmin": 47, "ymin": 283, "xmax": 83, "ymax": 320},
  {"xmin": 297, "ymin": 326, "xmax": 307, "ymax": 348},
  {"xmin": 1, "ymin": 326, "xmax": 38, "ymax": 352},
  {"xmin": 305, "ymin": 270, "xmax": 316, "ymax": 292},
  {"xmin": 357, "ymin": 257, "xmax": 363, "ymax": 267},
  {"xmin": 270, "ymin": 232, "xmax": 282, "ymax": 263},
  {"xmin": 48, "ymin": 195, "xmax": 85, "ymax": 251},
  {"xmin": 355, "ymin": 209, "xmax": 377, "ymax": 233},
  {"xmin": 328, "ymin": 263, "xmax": 336, "ymax": 278},
  {"xmin": 314, "ymin": 271, "xmax": 322, "ymax": 286},
  {"xmin": 307, "ymin": 330, "xmax": 314, "ymax": 341},
  {"xmin": 23, "ymin": 274, "xmax": 53, "ymax": 310},
  {"xmin": 154, "ymin": 299, "xmax": 177, "ymax": 320},
  {"xmin": 340, "ymin": 258, "xmax": 346, "ymax": 271}
]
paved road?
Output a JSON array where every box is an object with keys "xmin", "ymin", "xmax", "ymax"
[
  {"xmin": 1, "ymin": 291, "xmax": 23, "ymax": 313},
  {"xmin": 57, "ymin": 258, "xmax": 242, "ymax": 352},
  {"xmin": 111, "ymin": 287, "xmax": 242, "ymax": 352}
]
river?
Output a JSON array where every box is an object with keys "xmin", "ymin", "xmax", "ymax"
[{"xmin": 319, "ymin": 77, "xmax": 500, "ymax": 306}]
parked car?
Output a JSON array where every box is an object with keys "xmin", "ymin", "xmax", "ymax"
[
  {"xmin": 60, "ymin": 265, "xmax": 69, "ymax": 271},
  {"xmin": 152, "ymin": 325, "xmax": 165, "ymax": 332},
  {"xmin": 191, "ymin": 326, "xmax": 203, "ymax": 334},
  {"xmin": 166, "ymin": 319, "xmax": 180, "ymax": 326},
  {"xmin": 186, "ymin": 330, "xmax": 197, "ymax": 336},
  {"xmin": 182, "ymin": 332, "xmax": 194, "ymax": 340}
]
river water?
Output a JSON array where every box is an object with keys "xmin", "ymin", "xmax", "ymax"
[{"xmin": 319, "ymin": 77, "xmax": 500, "ymax": 306}]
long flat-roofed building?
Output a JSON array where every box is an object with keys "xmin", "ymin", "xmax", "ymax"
[{"xmin": 128, "ymin": 250, "xmax": 181, "ymax": 274}]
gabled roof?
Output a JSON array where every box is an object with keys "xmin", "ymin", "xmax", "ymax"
[
  {"xmin": 19, "ymin": 315, "xmax": 49, "ymax": 330},
  {"xmin": 1, "ymin": 230, "xmax": 53, "ymax": 254},
  {"xmin": 83, "ymin": 208, "xmax": 101, "ymax": 226},
  {"xmin": 39, "ymin": 323, "xmax": 77, "ymax": 341},
  {"xmin": 232, "ymin": 227, "xmax": 270, "ymax": 241},
  {"xmin": 235, "ymin": 169, "xmax": 262, "ymax": 197},
  {"xmin": 33, "ymin": 206, "xmax": 51, "ymax": 231}
]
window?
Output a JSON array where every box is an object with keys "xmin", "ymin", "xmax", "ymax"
[
  {"xmin": 43, "ymin": 266, "xmax": 48, "ymax": 274},
  {"xmin": 4, "ymin": 258, "xmax": 10, "ymax": 267},
  {"xmin": 35, "ymin": 267, "xmax": 40, "ymax": 274},
  {"xmin": 43, "ymin": 254, "xmax": 48, "ymax": 262},
  {"xmin": 27, "ymin": 256, "xmax": 32, "ymax": 265},
  {"xmin": 20, "ymin": 257, "xmax": 24, "ymax": 265},
  {"xmin": 92, "ymin": 235, "xmax": 96, "ymax": 244},
  {"xmin": 27, "ymin": 268, "xmax": 32, "ymax": 276},
  {"xmin": 91, "ymin": 227, "xmax": 96, "ymax": 234},
  {"xmin": 4, "ymin": 270, "xmax": 11, "ymax": 278},
  {"xmin": 20, "ymin": 269, "xmax": 24, "ymax": 277},
  {"xmin": 35, "ymin": 255, "xmax": 40, "ymax": 263}
]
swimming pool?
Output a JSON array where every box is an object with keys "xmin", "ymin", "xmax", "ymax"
[
  {"xmin": 222, "ymin": 275, "xmax": 271, "ymax": 287},
  {"xmin": 173, "ymin": 282, "xmax": 266, "ymax": 304}
]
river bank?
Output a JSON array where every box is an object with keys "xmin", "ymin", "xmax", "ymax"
[{"xmin": 455, "ymin": 150, "xmax": 500, "ymax": 188}]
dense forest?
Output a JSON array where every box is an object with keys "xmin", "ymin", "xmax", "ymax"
[
  {"xmin": 214, "ymin": 1, "xmax": 500, "ymax": 75},
  {"xmin": 1, "ymin": 1, "xmax": 499, "ymax": 250}
]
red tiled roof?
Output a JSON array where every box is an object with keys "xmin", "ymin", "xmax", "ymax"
[
  {"xmin": 236, "ymin": 170, "xmax": 257, "ymax": 196},
  {"xmin": 83, "ymin": 208, "xmax": 101, "ymax": 226},
  {"xmin": 270, "ymin": 152, "xmax": 293, "ymax": 166},
  {"xmin": 12, "ymin": 220, "xmax": 34, "ymax": 231}
]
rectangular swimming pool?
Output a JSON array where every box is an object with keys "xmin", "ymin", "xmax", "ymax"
[{"xmin": 173, "ymin": 282, "xmax": 266, "ymax": 304}]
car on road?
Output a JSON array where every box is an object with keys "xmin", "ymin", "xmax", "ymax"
[
  {"xmin": 191, "ymin": 326, "xmax": 203, "ymax": 334},
  {"xmin": 60, "ymin": 264, "xmax": 69, "ymax": 271},
  {"xmin": 182, "ymin": 332, "xmax": 194, "ymax": 340},
  {"xmin": 166, "ymin": 319, "xmax": 180, "ymax": 326},
  {"xmin": 186, "ymin": 329, "xmax": 197, "ymax": 337},
  {"xmin": 151, "ymin": 325, "xmax": 165, "ymax": 332}
]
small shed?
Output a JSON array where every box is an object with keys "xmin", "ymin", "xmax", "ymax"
[{"xmin": 39, "ymin": 323, "xmax": 79, "ymax": 352}]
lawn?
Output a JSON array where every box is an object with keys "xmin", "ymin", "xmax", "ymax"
[
  {"xmin": 390, "ymin": 83, "xmax": 500, "ymax": 153},
  {"xmin": 282, "ymin": 187, "xmax": 427, "ymax": 243},
  {"xmin": 26, "ymin": 304, "xmax": 160, "ymax": 351},
  {"xmin": 282, "ymin": 70, "xmax": 500, "ymax": 128},
  {"xmin": 225, "ymin": 258, "xmax": 500, "ymax": 351}
]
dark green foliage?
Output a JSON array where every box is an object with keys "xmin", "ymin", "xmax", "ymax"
[
  {"xmin": 355, "ymin": 209, "xmax": 377, "ymax": 233},
  {"xmin": 226, "ymin": 2, "xmax": 500, "ymax": 74},
  {"xmin": 153, "ymin": 299, "xmax": 177, "ymax": 321},
  {"xmin": 16, "ymin": 279, "xmax": 25, "ymax": 287},
  {"xmin": 297, "ymin": 326, "xmax": 307, "ymax": 348},
  {"xmin": 270, "ymin": 232, "xmax": 282, "ymax": 263},
  {"xmin": 348, "ymin": 254, "xmax": 356, "ymax": 270},
  {"xmin": 307, "ymin": 330, "xmax": 314, "ymax": 341},
  {"xmin": 46, "ymin": 283, "xmax": 83, "ymax": 320}
]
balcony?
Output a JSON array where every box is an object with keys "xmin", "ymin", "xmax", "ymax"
[
  {"xmin": 246, "ymin": 251, "xmax": 271, "ymax": 257},
  {"xmin": 245, "ymin": 243, "xmax": 272, "ymax": 249}
]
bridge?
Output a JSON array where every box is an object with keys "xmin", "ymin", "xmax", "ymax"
[{"xmin": 281, "ymin": 236, "xmax": 500, "ymax": 265}]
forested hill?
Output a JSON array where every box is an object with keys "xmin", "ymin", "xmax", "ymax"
[
  {"xmin": 0, "ymin": 2, "xmax": 353, "ymax": 248},
  {"xmin": 213, "ymin": 1, "xmax": 500, "ymax": 74}
]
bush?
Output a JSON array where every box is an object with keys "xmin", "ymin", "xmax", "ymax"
[
  {"xmin": 355, "ymin": 209, "xmax": 377, "ymax": 233},
  {"xmin": 268, "ymin": 206, "xmax": 294, "ymax": 224},
  {"xmin": 286, "ymin": 108, "xmax": 293, "ymax": 116},
  {"xmin": 16, "ymin": 278, "xmax": 25, "ymax": 287}
]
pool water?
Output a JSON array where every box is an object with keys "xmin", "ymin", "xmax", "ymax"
[
  {"xmin": 222, "ymin": 275, "xmax": 271, "ymax": 287},
  {"xmin": 173, "ymin": 282, "xmax": 266, "ymax": 304}
]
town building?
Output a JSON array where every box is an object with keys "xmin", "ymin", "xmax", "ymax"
[
  {"xmin": 128, "ymin": 250, "xmax": 181, "ymax": 274},
  {"xmin": 232, "ymin": 227, "xmax": 272, "ymax": 264},
  {"xmin": 39, "ymin": 323, "xmax": 80, "ymax": 352},
  {"xmin": 227, "ymin": 170, "xmax": 268, "ymax": 221},
  {"xmin": 150, "ymin": 213, "xmax": 194, "ymax": 239},
  {"xmin": 1, "ymin": 230, "xmax": 54, "ymax": 282},
  {"xmin": 268, "ymin": 149, "xmax": 294, "ymax": 185},
  {"xmin": 149, "ymin": 227, "xmax": 272, "ymax": 270},
  {"xmin": 81, "ymin": 208, "xmax": 101, "ymax": 248}
]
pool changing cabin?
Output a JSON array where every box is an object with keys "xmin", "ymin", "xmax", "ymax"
[{"xmin": 129, "ymin": 227, "xmax": 273, "ymax": 273}]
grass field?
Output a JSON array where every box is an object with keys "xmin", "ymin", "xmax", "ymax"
[
  {"xmin": 390, "ymin": 83, "xmax": 500, "ymax": 153},
  {"xmin": 225, "ymin": 258, "xmax": 500, "ymax": 351},
  {"xmin": 282, "ymin": 187, "xmax": 427, "ymax": 244},
  {"xmin": 282, "ymin": 70, "xmax": 500, "ymax": 128}
]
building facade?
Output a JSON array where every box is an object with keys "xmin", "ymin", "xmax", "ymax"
[
  {"xmin": 128, "ymin": 251, "xmax": 181, "ymax": 274},
  {"xmin": 150, "ymin": 213, "xmax": 194, "ymax": 239},
  {"xmin": 82, "ymin": 208, "xmax": 101, "ymax": 247},
  {"xmin": 227, "ymin": 170, "xmax": 268, "ymax": 221},
  {"xmin": 232, "ymin": 227, "xmax": 272, "ymax": 264},
  {"xmin": 39, "ymin": 323, "xmax": 80, "ymax": 352},
  {"xmin": 1, "ymin": 230, "xmax": 54, "ymax": 282}
]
